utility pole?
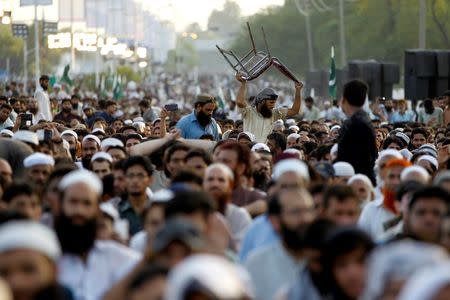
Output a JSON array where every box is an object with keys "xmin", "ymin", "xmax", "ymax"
[
  {"xmin": 23, "ymin": 40, "xmax": 28, "ymax": 85},
  {"xmin": 70, "ymin": 0, "xmax": 75, "ymax": 72},
  {"xmin": 294, "ymin": 0, "xmax": 315, "ymax": 71},
  {"xmin": 419, "ymin": 0, "xmax": 426, "ymax": 48},
  {"xmin": 338, "ymin": 0, "xmax": 347, "ymax": 66},
  {"xmin": 34, "ymin": 4, "xmax": 40, "ymax": 87},
  {"xmin": 305, "ymin": 13, "xmax": 315, "ymax": 71}
]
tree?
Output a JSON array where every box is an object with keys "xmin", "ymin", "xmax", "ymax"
[
  {"xmin": 230, "ymin": 0, "xmax": 450, "ymax": 78},
  {"xmin": 208, "ymin": 0, "xmax": 242, "ymax": 38}
]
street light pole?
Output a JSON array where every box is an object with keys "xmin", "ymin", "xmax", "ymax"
[
  {"xmin": 24, "ymin": 40, "xmax": 28, "ymax": 86},
  {"xmin": 419, "ymin": 0, "xmax": 426, "ymax": 48},
  {"xmin": 338, "ymin": 0, "xmax": 347, "ymax": 66},
  {"xmin": 305, "ymin": 13, "xmax": 315, "ymax": 71},
  {"xmin": 34, "ymin": 4, "xmax": 40, "ymax": 87}
]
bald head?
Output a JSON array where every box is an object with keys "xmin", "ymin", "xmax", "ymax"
[
  {"xmin": 205, "ymin": 163, "xmax": 234, "ymax": 182},
  {"xmin": 0, "ymin": 159, "xmax": 13, "ymax": 186}
]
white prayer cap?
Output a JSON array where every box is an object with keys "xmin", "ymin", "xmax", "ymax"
[
  {"xmin": 0, "ymin": 221, "xmax": 61, "ymax": 262},
  {"xmin": 289, "ymin": 125, "xmax": 300, "ymax": 132},
  {"xmin": 100, "ymin": 202, "xmax": 119, "ymax": 220},
  {"xmin": 133, "ymin": 117, "xmax": 145, "ymax": 123},
  {"xmin": 61, "ymin": 129, "xmax": 78, "ymax": 140},
  {"xmin": 363, "ymin": 240, "xmax": 448, "ymax": 300},
  {"xmin": 273, "ymin": 159, "xmax": 309, "ymax": 181},
  {"xmin": 285, "ymin": 118, "xmax": 296, "ymax": 126},
  {"xmin": 165, "ymin": 254, "xmax": 251, "ymax": 300},
  {"xmin": 333, "ymin": 162, "xmax": 355, "ymax": 177},
  {"xmin": 237, "ymin": 131, "xmax": 255, "ymax": 142},
  {"xmin": 82, "ymin": 134, "xmax": 101, "ymax": 146},
  {"xmin": 0, "ymin": 129, "xmax": 14, "ymax": 138},
  {"xmin": 91, "ymin": 151, "xmax": 113, "ymax": 163},
  {"xmin": 348, "ymin": 174, "xmax": 374, "ymax": 188},
  {"xmin": 398, "ymin": 262, "xmax": 450, "ymax": 300},
  {"xmin": 395, "ymin": 131, "xmax": 410, "ymax": 145},
  {"xmin": 401, "ymin": 166, "xmax": 430, "ymax": 183},
  {"xmin": 400, "ymin": 148, "xmax": 413, "ymax": 161},
  {"xmin": 417, "ymin": 155, "xmax": 438, "ymax": 170},
  {"xmin": 124, "ymin": 119, "xmax": 133, "ymax": 125},
  {"xmin": 377, "ymin": 149, "xmax": 403, "ymax": 165},
  {"xmin": 92, "ymin": 128, "xmax": 106, "ymax": 135},
  {"xmin": 330, "ymin": 143, "xmax": 338, "ymax": 156},
  {"xmin": 24, "ymin": 152, "xmax": 55, "ymax": 168},
  {"xmin": 331, "ymin": 125, "xmax": 341, "ymax": 132},
  {"xmin": 53, "ymin": 83, "xmax": 61, "ymax": 89},
  {"xmin": 13, "ymin": 130, "xmax": 39, "ymax": 146},
  {"xmin": 418, "ymin": 144, "xmax": 438, "ymax": 158},
  {"xmin": 287, "ymin": 133, "xmax": 300, "ymax": 140},
  {"xmin": 101, "ymin": 138, "xmax": 124, "ymax": 151},
  {"xmin": 251, "ymin": 143, "xmax": 271, "ymax": 153},
  {"xmin": 58, "ymin": 169, "xmax": 103, "ymax": 195},
  {"xmin": 133, "ymin": 121, "xmax": 146, "ymax": 132}
]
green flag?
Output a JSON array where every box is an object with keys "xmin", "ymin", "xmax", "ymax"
[
  {"xmin": 216, "ymin": 85, "xmax": 226, "ymax": 110},
  {"xmin": 113, "ymin": 74, "xmax": 123, "ymax": 100},
  {"xmin": 60, "ymin": 64, "xmax": 73, "ymax": 87},
  {"xmin": 329, "ymin": 46, "xmax": 336, "ymax": 99},
  {"xmin": 49, "ymin": 75, "xmax": 57, "ymax": 88}
]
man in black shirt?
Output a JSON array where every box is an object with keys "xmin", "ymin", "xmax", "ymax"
[{"xmin": 337, "ymin": 80, "xmax": 377, "ymax": 185}]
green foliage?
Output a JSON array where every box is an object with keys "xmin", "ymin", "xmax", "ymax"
[
  {"xmin": 231, "ymin": 0, "xmax": 450, "ymax": 77},
  {"xmin": 0, "ymin": 22, "xmax": 66, "ymax": 78},
  {"xmin": 117, "ymin": 66, "xmax": 141, "ymax": 83}
]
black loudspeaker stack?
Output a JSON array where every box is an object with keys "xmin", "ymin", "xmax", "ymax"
[
  {"xmin": 404, "ymin": 49, "xmax": 450, "ymax": 100},
  {"xmin": 347, "ymin": 60, "xmax": 400, "ymax": 100}
]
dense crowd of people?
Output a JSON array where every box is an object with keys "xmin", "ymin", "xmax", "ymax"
[{"xmin": 0, "ymin": 71, "xmax": 449, "ymax": 300}]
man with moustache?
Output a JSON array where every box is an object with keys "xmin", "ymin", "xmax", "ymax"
[
  {"xmin": 203, "ymin": 163, "xmax": 252, "ymax": 249},
  {"xmin": 236, "ymin": 74, "xmax": 303, "ymax": 142},
  {"xmin": 26, "ymin": 97, "xmax": 45, "ymax": 124},
  {"xmin": 56, "ymin": 169, "xmax": 141, "ymax": 300},
  {"xmin": 53, "ymin": 98, "xmax": 84, "ymax": 125},
  {"xmin": 80, "ymin": 134, "xmax": 101, "ymax": 169},
  {"xmin": 176, "ymin": 94, "xmax": 221, "ymax": 141}
]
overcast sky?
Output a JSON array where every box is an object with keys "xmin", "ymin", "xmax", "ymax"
[
  {"xmin": 7, "ymin": 0, "xmax": 284, "ymax": 31},
  {"xmin": 139, "ymin": 0, "xmax": 284, "ymax": 30}
]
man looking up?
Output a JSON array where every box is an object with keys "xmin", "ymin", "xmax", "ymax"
[
  {"xmin": 337, "ymin": 80, "xmax": 378, "ymax": 185},
  {"xmin": 236, "ymin": 75, "xmax": 303, "ymax": 142}
]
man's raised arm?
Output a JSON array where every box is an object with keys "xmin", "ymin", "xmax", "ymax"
[{"xmin": 287, "ymin": 82, "xmax": 304, "ymax": 117}]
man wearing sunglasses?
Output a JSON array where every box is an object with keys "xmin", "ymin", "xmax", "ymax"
[{"xmin": 236, "ymin": 75, "xmax": 303, "ymax": 143}]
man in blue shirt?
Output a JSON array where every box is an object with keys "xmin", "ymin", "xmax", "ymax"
[
  {"xmin": 96, "ymin": 100, "xmax": 117, "ymax": 125},
  {"xmin": 176, "ymin": 94, "xmax": 220, "ymax": 140}
]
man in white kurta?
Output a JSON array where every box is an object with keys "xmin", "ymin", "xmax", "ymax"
[
  {"xmin": 56, "ymin": 169, "xmax": 141, "ymax": 300},
  {"xmin": 34, "ymin": 75, "xmax": 52, "ymax": 121}
]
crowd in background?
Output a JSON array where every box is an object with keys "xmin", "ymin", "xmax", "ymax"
[{"xmin": 0, "ymin": 71, "xmax": 449, "ymax": 300}]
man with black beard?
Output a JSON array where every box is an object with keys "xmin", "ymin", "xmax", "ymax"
[
  {"xmin": 56, "ymin": 169, "xmax": 141, "ymax": 300},
  {"xmin": 176, "ymin": 94, "xmax": 221, "ymax": 141},
  {"xmin": 244, "ymin": 188, "xmax": 316, "ymax": 300},
  {"xmin": 26, "ymin": 97, "xmax": 46, "ymax": 124},
  {"xmin": 203, "ymin": 163, "xmax": 252, "ymax": 249},
  {"xmin": 34, "ymin": 74, "xmax": 52, "ymax": 121},
  {"xmin": 79, "ymin": 134, "xmax": 101, "ymax": 169},
  {"xmin": 236, "ymin": 74, "xmax": 303, "ymax": 142},
  {"xmin": 53, "ymin": 98, "xmax": 84, "ymax": 124}
]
